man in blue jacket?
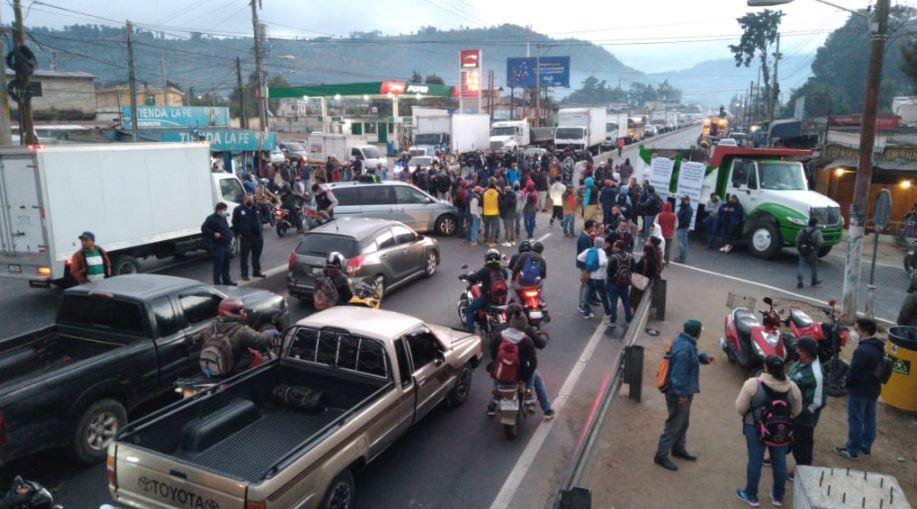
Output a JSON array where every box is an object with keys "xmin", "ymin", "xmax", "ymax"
[
  {"xmin": 834, "ymin": 318, "xmax": 884, "ymax": 459},
  {"xmin": 655, "ymin": 319, "xmax": 714, "ymax": 471}
]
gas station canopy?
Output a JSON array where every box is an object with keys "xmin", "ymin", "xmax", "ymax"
[{"xmin": 269, "ymin": 81, "xmax": 458, "ymax": 99}]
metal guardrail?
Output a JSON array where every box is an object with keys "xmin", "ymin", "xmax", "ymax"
[{"xmin": 546, "ymin": 280, "xmax": 658, "ymax": 509}]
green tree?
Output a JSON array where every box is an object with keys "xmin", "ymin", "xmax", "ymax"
[
  {"xmin": 900, "ymin": 36, "xmax": 917, "ymax": 93},
  {"xmin": 229, "ymin": 72, "xmax": 289, "ymax": 120},
  {"xmin": 729, "ymin": 9, "xmax": 784, "ymax": 118},
  {"xmin": 656, "ymin": 80, "xmax": 681, "ymax": 104},
  {"xmin": 781, "ymin": 79, "xmax": 850, "ymax": 117},
  {"xmin": 424, "ymin": 74, "xmax": 445, "ymax": 85},
  {"xmin": 628, "ymin": 82, "xmax": 657, "ymax": 106},
  {"xmin": 410, "ymin": 70, "xmax": 423, "ymax": 83}
]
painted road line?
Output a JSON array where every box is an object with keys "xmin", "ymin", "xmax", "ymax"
[
  {"xmin": 488, "ymin": 318, "xmax": 609, "ymax": 509},
  {"xmin": 537, "ymin": 232, "xmax": 552, "ymax": 243},
  {"xmin": 239, "ymin": 263, "xmax": 288, "ymax": 287},
  {"xmin": 671, "ymin": 261, "xmax": 895, "ymax": 324}
]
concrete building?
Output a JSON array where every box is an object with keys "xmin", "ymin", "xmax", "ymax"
[
  {"xmin": 5, "ymin": 69, "xmax": 96, "ymax": 120},
  {"xmin": 95, "ymin": 83, "xmax": 184, "ymax": 120}
]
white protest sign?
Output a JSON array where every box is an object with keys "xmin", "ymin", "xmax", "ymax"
[
  {"xmin": 649, "ymin": 157, "xmax": 675, "ymax": 202},
  {"xmin": 675, "ymin": 161, "xmax": 707, "ymax": 231}
]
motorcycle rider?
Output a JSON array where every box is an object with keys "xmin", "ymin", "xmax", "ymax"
[
  {"xmin": 279, "ymin": 184, "xmax": 305, "ymax": 233},
  {"xmin": 513, "ymin": 240, "xmax": 548, "ymax": 287},
  {"xmin": 323, "ymin": 252, "xmax": 354, "ymax": 305},
  {"xmin": 312, "ymin": 183, "xmax": 339, "ymax": 221},
  {"xmin": 508, "ymin": 240, "xmax": 532, "ymax": 275},
  {"xmin": 202, "ymin": 296, "xmax": 280, "ymax": 377},
  {"xmin": 463, "ymin": 249, "xmax": 509, "ymax": 333},
  {"xmin": 487, "ymin": 304, "xmax": 555, "ymax": 420}
]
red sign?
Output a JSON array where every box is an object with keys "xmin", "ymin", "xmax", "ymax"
[
  {"xmin": 379, "ymin": 81, "xmax": 406, "ymax": 95},
  {"xmin": 460, "ymin": 49, "xmax": 480, "ymax": 69},
  {"xmin": 829, "ymin": 114, "xmax": 900, "ymax": 129},
  {"xmin": 462, "ymin": 69, "xmax": 481, "ymax": 98}
]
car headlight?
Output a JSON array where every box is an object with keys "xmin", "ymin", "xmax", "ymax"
[{"xmin": 786, "ymin": 216, "xmax": 807, "ymax": 226}]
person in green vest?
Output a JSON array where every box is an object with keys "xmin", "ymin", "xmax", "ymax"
[{"xmin": 69, "ymin": 231, "xmax": 111, "ymax": 284}]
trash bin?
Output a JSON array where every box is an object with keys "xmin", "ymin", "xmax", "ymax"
[
  {"xmin": 881, "ymin": 326, "xmax": 917, "ymax": 412},
  {"xmin": 386, "ymin": 142, "xmax": 395, "ymax": 156}
]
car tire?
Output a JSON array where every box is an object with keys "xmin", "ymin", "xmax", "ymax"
[
  {"xmin": 816, "ymin": 245, "xmax": 832, "ymax": 258},
  {"xmin": 746, "ymin": 220, "xmax": 782, "ymax": 259},
  {"xmin": 435, "ymin": 214, "xmax": 457, "ymax": 236},
  {"xmin": 424, "ymin": 252, "xmax": 438, "ymax": 278},
  {"xmin": 111, "ymin": 254, "xmax": 141, "ymax": 276},
  {"xmin": 447, "ymin": 363, "xmax": 473, "ymax": 407},
  {"xmin": 320, "ymin": 469, "xmax": 356, "ymax": 509},
  {"xmin": 71, "ymin": 398, "xmax": 127, "ymax": 464}
]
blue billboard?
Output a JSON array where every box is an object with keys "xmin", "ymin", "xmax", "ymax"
[
  {"xmin": 158, "ymin": 128, "xmax": 276, "ymax": 152},
  {"xmin": 122, "ymin": 106, "xmax": 230, "ymax": 128},
  {"xmin": 506, "ymin": 57, "xmax": 571, "ymax": 88}
]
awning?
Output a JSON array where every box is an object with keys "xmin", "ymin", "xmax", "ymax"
[{"xmin": 270, "ymin": 81, "xmax": 457, "ymax": 99}]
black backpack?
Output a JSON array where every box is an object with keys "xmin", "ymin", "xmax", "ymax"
[
  {"xmin": 796, "ymin": 227, "xmax": 817, "ymax": 256},
  {"xmin": 753, "ymin": 380, "xmax": 794, "ymax": 447},
  {"xmin": 871, "ymin": 342, "xmax": 895, "ymax": 384}
]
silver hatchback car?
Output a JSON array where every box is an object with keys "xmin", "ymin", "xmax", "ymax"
[
  {"xmin": 327, "ymin": 181, "xmax": 458, "ymax": 236},
  {"xmin": 287, "ymin": 217, "xmax": 440, "ymax": 302}
]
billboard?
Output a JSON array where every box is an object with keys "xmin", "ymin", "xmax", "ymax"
[
  {"xmin": 460, "ymin": 49, "xmax": 481, "ymax": 69},
  {"xmin": 506, "ymin": 57, "xmax": 571, "ymax": 88},
  {"xmin": 159, "ymin": 128, "xmax": 276, "ymax": 152},
  {"xmin": 122, "ymin": 106, "xmax": 230, "ymax": 129}
]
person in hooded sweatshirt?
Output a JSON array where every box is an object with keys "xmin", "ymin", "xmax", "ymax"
[
  {"xmin": 582, "ymin": 176, "xmax": 599, "ymax": 223},
  {"xmin": 656, "ymin": 201, "xmax": 677, "ymax": 264},
  {"xmin": 600, "ymin": 180, "xmax": 618, "ymax": 226},
  {"xmin": 898, "ymin": 271, "xmax": 917, "ymax": 326}
]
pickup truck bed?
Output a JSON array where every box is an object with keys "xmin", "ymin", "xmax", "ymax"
[
  {"xmin": 0, "ymin": 328, "xmax": 121, "ymax": 386},
  {"xmin": 119, "ymin": 361, "xmax": 389, "ymax": 482}
]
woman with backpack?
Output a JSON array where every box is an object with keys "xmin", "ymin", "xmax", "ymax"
[
  {"xmin": 500, "ymin": 185, "xmax": 518, "ymax": 247},
  {"xmin": 735, "ymin": 355, "xmax": 802, "ymax": 507},
  {"xmin": 630, "ymin": 237, "xmax": 662, "ymax": 311}
]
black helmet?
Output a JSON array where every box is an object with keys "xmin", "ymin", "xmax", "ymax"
[
  {"xmin": 485, "ymin": 248, "xmax": 501, "ymax": 266},
  {"xmin": 532, "ymin": 241, "xmax": 544, "ymax": 254},
  {"xmin": 518, "ymin": 240, "xmax": 532, "ymax": 253},
  {"xmin": 326, "ymin": 251, "xmax": 346, "ymax": 269}
]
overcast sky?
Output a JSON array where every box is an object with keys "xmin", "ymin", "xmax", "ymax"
[{"xmin": 3, "ymin": 0, "xmax": 871, "ymax": 72}]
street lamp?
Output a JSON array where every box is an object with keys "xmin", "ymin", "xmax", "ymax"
[{"xmin": 748, "ymin": 0, "xmax": 890, "ymax": 321}]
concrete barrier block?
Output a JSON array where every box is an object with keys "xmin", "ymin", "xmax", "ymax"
[{"xmin": 794, "ymin": 465, "xmax": 911, "ymax": 509}]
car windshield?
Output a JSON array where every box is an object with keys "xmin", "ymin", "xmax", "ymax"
[
  {"xmin": 758, "ymin": 161, "xmax": 807, "ymax": 191},
  {"xmin": 414, "ymin": 134, "xmax": 443, "ymax": 145},
  {"xmin": 362, "ymin": 147, "xmax": 382, "ymax": 159},
  {"xmin": 491, "ymin": 127, "xmax": 516, "ymax": 136},
  {"xmin": 606, "ymin": 122, "xmax": 617, "ymax": 132},
  {"xmin": 555, "ymin": 127, "xmax": 584, "ymax": 139},
  {"xmin": 295, "ymin": 234, "xmax": 359, "ymax": 257},
  {"xmin": 409, "ymin": 157, "xmax": 433, "ymax": 167}
]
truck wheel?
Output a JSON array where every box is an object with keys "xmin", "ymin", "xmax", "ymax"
[
  {"xmin": 320, "ymin": 469, "xmax": 355, "ymax": 509},
  {"xmin": 435, "ymin": 214, "xmax": 457, "ymax": 236},
  {"xmin": 112, "ymin": 255, "xmax": 141, "ymax": 276},
  {"xmin": 746, "ymin": 221, "xmax": 782, "ymax": 259},
  {"xmin": 817, "ymin": 246, "xmax": 833, "ymax": 258},
  {"xmin": 71, "ymin": 398, "xmax": 127, "ymax": 464},
  {"xmin": 447, "ymin": 364, "xmax": 473, "ymax": 407}
]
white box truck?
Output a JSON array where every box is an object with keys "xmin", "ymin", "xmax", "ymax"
[
  {"xmin": 0, "ymin": 143, "xmax": 245, "ymax": 288},
  {"xmin": 489, "ymin": 120, "xmax": 531, "ymax": 151},
  {"xmin": 555, "ymin": 107, "xmax": 606, "ymax": 155},
  {"xmin": 605, "ymin": 112, "xmax": 629, "ymax": 148}
]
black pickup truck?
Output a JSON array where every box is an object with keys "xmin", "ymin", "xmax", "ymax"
[{"xmin": 0, "ymin": 274, "xmax": 288, "ymax": 467}]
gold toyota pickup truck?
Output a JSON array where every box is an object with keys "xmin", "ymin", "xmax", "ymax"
[{"xmin": 107, "ymin": 306, "xmax": 483, "ymax": 509}]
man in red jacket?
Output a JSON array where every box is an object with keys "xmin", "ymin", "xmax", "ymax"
[{"xmin": 656, "ymin": 201, "xmax": 676, "ymax": 264}]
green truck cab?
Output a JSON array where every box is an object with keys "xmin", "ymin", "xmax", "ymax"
[{"xmin": 640, "ymin": 145, "xmax": 843, "ymax": 259}]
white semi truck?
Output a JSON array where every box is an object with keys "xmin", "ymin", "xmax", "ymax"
[
  {"xmin": 555, "ymin": 107, "xmax": 606, "ymax": 155},
  {"xmin": 412, "ymin": 109, "xmax": 489, "ymax": 154},
  {"xmin": 0, "ymin": 143, "xmax": 245, "ymax": 288}
]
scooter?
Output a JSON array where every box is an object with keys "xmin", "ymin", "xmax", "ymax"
[
  {"xmin": 0, "ymin": 476, "xmax": 62, "ymax": 509},
  {"xmin": 493, "ymin": 381, "xmax": 533, "ymax": 440},
  {"xmin": 782, "ymin": 298, "xmax": 855, "ymax": 397},
  {"xmin": 457, "ymin": 271, "xmax": 507, "ymax": 336},
  {"xmin": 515, "ymin": 281, "xmax": 550, "ymax": 328},
  {"xmin": 721, "ymin": 297, "xmax": 786, "ymax": 375}
]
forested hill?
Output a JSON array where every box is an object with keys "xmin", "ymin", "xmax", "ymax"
[{"xmin": 25, "ymin": 23, "xmax": 648, "ymax": 96}]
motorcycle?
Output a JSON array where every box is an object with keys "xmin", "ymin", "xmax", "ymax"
[
  {"xmin": 782, "ymin": 298, "xmax": 854, "ymax": 397},
  {"xmin": 905, "ymin": 240, "xmax": 917, "ymax": 274},
  {"xmin": 515, "ymin": 281, "xmax": 550, "ymax": 328},
  {"xmin": 493, "ymin": 381, "xmax": 534, "ymax": 440},
  {"xmin": 274, "ymin": 206, "xmax": 301, "ymax": 237},
  {"xmin": 721, "ymin": 297, "xmax": 787, "ymax": 375},
  {"xmin": 349, "ymin": 280, "xmax": 382, "ymax": 309},
  {"xmin": 457, "ymin": 271, "xmax": 507, "ymax": 336},
  {"xmin": 0, "ymin": 476, "xmax": 62, "ymax": 509}
]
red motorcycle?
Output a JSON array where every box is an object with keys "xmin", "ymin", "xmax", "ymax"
[
  {"xmin": 457, "ymin": 273, "xmax": 507, "ymax": 335},
  {"xmin": 515, "ymin": 282, "xmax": 550, "ymax": 329},
  {"xmin": 782, "ymin": 298, "xmax": 853, "ymax": 397},
  {"xmin": 721, "ymin": 297, "xmax": 786, "ymax": 375}
]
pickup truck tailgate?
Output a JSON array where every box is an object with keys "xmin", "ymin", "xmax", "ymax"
[{"xmin": 111, "ymin": 444, "xmax": 247, "ymax": 509}]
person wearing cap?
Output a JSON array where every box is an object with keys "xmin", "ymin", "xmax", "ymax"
[
  {"xmin": 203, "ymin": 296, "xmax": 280, "ymax": 376},
  {"xmin": 789, "ymin": 336, "xmax": 827, "ymax": 477},
  {"xmin": 69, "ymin": 231, "xmax": 111, "ymax": 284},
  {"xmin": 201, "ymin": 202, "xmax": 235, "ymax": 286},
  {"xmin": 735, "ymin": 355, "xmax": 802, "ymax": 507},
  {"xmin": 674, "ymin": 194, "xmax": 693, "ymax": 263},
  {"xmin": 654, "ymin": 319, "xmax": 714, "ymax": 472}
]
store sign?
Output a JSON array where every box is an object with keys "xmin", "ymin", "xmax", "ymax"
[
  {"xmin": 460, "ymin": 49, "xmax": 481, "ymax": 69},
  {"xmin": 160, "ymin": 128, "xmax": 276, "ymax": 152},
  {"xmin": 122, "ymin": 106, "xmax": 230, "ymax": 129},
  {"xmin": 379, "ymin": 81, "xmax": 406, "ymax": 95},
  {"xmin": 461, "ymin": 69, "xmax": 481, "ymax": 98},
  {"xmin": 406, "ymin": 84, "xmax": 429, "ymax": 94}
]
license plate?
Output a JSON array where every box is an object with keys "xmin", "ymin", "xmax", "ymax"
[
  {"xmin": 529, "ymin": 311, "xmax": 543, "ymax": 320},
  {"xmin": 29, "ymin": 279, "xmax": 51, "ymax": 288},
  {"xmin": 499, "ymin": 399, "xmax": 519, "ymax": 412},
  {"xmin": 312, "ymin": 266, "xmax": 324, "ymax": 275},
  {"xmin": 8, "ymin": 264, "xmax": 21, "ymax": 273}
]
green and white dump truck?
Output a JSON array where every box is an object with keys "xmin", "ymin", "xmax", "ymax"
[{"xmin": 638, "ymin": 145, "xmax": 843, "ymax": 259}]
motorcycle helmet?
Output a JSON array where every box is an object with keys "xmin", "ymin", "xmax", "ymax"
[
  {"xmin": 518, "ymin": 240, "xmax": 532, "ymax": 253},
  {"xmin": 326, "ymin": 251, "xmax": 346, "ymax": 269},
  {"xmin": 484, "ymin": 248, "xmax": 501, "ymax": 266},
  {"xmin": 532, "ymin": 241, "xmax": 544, "ymax": 254},
  {"xmin": 218, "ymin": 297, "xmax": 246, "ymax": 317}
]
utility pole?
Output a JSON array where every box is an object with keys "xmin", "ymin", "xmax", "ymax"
[
  {"xmin": 160, "ymin": 51, "xmax": 168, "ymax": 106},
  {"xmin": 0, "ymin": 11, "xmax": 13, "ymax": 145},
  {"xmin": 842, "ymin": 0, "xmax": 890, "ymax": 321},
  {"xmin": 535, "ymin": 44, "xmax": 541, "ymax": 127},
  {"xmin": 12, "ymin": 0, "xmax": 37, "ymax": 145},
  {"xmin": 769, "ymin": 33, "xmax": 781, "ymax": 123},
  {"xmin": 125, "ymin": 20, "xmax": 139, "ymax": 142},
  {"xmin": 236, "ymin": 56, "xmax": 247, "ymax": 129},
  {"xmin": 50, "ymin": 51, "xmax": 57, "ymax": 71},
  {"xmin": 250, "ymin": 0, "xmax": 267, "ymax": 132}
]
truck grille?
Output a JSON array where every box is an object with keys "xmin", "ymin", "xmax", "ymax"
[
  {"xmin": 490, "ymin": 141, "xmax": 504, "ymax": 150},
  {"xmin": 812, "ymin": 207, "xmax": 841, "ymax": 227}
]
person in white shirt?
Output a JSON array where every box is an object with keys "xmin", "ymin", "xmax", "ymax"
[
  {"xmin": 549, "ymin": 177, "xmax": 566, "ymax": 227},
  {"xmin": 576, "ymin": 237, "xmax": 611, "ymax": 319}
]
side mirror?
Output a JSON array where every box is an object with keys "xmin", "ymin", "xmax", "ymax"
[{"xmin": 434, "ymin": 350, "xmax": 445, "ymax": 366}]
